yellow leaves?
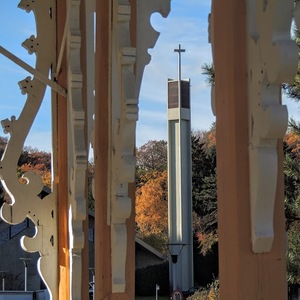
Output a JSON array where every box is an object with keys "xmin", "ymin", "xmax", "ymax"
[
  {"xmin": 206, "ymin": 131, "xmax": 216, "ymax": 149},
  {"xmin": 186, "ymin": 280, "xmax": 219, "ymax": 300},
  {"xmin": 19, "ymin": 163, "xmax": 51, "ymax": 188},
  {"xmin": 285, "ymin": 132, "xmax": 300, "ymax": 153},
  {"xmin": 135, "ymin": 171, "xmax": 168, "ymax": 237},
  {"xmin": 196, "ymin": 230, "xmax": 218, "ymax": 255},
  {"xmin": 193, "ymin": 124, "xmax": 216, "ymax": 151}
]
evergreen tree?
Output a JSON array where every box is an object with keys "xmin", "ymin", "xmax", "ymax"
[{"xmin": 284, "ymin": 120, "xmax": 300, "ymax": 284}]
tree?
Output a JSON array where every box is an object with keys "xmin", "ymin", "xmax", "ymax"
[
  {"xmin": 136, "ymin": 140, "xmax": 167, "ymax": 186},
  {"xmin": 87, "ymin": 160, "xmax": 95, "ymax": 210},
  {"xmin": 136, "ymin": 140, "xmax": 167, "ymax": 171},
  {"xmin": 287, "ymin": 222, "xmax": 300, "ymax": 284},
  {"xmin": 192, "ymin": 127, "xmax": 218, "ymax": 254},
  {"xmin": 283, "ymin": 120, "xmax": 300, "ymax": 284},
  {"xmin": 201, "ymin": 63, "xmax": 215, "ymax": 86},
  {"xmin": 135, "ymin": 129, "xmax": 219, "ymax": 255},
  {"xmin": 17, "ymin": 149, "xmax": 52, "ymax": 188},
  {"xmin": 18, "ymin": 163, "xmax": 51, "ymax": 188},
  {"xmin": 135, "ymin": 132, "xmax": 219, "ymax": 284},
  {"xmin": 284, "ymin": 122, "xmax": 300, "ymax": 229},
  {"xmin": 0, "ymin": 138, "xmax": 52, "ymax": 194},
  {"xmin": 135, "ymin": 170, "xmax": 168, "ymax": 253},
  {"xmin": 280, "ymin": 25, "xmax": 300, "ymax": 284}
]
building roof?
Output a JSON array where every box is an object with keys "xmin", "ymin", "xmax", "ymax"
[{"xmin": 135, "ymin": 236, "xmax": 166, "ymax": 261}]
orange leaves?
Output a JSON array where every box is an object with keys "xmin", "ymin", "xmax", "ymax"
[
  {"xmin": 17, "ymin": 148, "xmax": 52, "ymax": 188},
  {"xmin": 135, "ymin": 171, "xmax": 168, "ymax": 237},
  {"xmin": 285, "ymin": 131, "xmax": 300, "ymax": 153},
  {"xmin": 19, "ymin": 163, "xmax": 51, "ymax": 188},
  {"xmin": 195, "ymin": 231, "xmax": 218, "ymax": 256},
  {"xmin": 192, "ymin": 123, "xmax": 216, "ymax": 152},
  {"xmin": 206, "ymin": 130, "xmax": 216, "ymax": 149}
]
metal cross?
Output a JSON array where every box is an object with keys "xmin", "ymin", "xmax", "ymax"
[{"xmin": 174, "ymin": 44, "xmax": 186, "ymax": 108}]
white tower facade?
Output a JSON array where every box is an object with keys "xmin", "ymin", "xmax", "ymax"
[{"xmin": 167, "ymin": 45, "xmax": 193, "ymax": 292}]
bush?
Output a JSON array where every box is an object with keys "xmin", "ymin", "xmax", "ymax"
[
  {"xmin": 187, "ymin": 279, "xmax": 219, "ymax": 300},
  {"xmin": 135, "ymin": 262, "xmax": 169, "ymax": 296}
]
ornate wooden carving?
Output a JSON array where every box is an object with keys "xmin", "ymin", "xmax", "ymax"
[
  {"xmin": 109, "ymin": 0, "xmax": 170, "ymax": 292},
  {"xmin": 0, "ymin": 0, "xmax": 171, "ymax": 297},
  {"xmin": 64, "ymin": 0, "xmax": 88, "ymax": 298},
  {"xmin": 247, "ymin": 0, "xmax": 297, "ymax": 253},
  {"xmin": 0, "ymin": 0, "xmax": 58, "ymax": 298}
]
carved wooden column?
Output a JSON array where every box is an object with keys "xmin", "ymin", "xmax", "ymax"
[
  {"xmin": 57, "ymin": 0, "xmax": 90, "ymax": 298},
  {"xmin": 94, "ymin": 0, "xmax": 112, "ymax": 298},
  {"xmin": 94, "ymin": 0, "xmax": 136, "ymax": 297},
  {"xmin": 94, "ymin": 0, "xmax": 170, "ymax": 299},
  {"xmin": 79, "ymin": 1, "xmax": 90, "ymax": 299},
  {"xmin": 0, "ymin": 1, "xmax": 88, "ymax": 299},
  {"xmin": 211, "ymin": 0, "xmax": 294, "ymax": 299}
]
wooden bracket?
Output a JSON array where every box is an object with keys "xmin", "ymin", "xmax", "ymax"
[
  {"xmin": 0, "ymin": 0, "xmax": 58, "ymax": 298},
  {"xmin": 109, "ymin": 0, "xmax": 170, "ymax": 292},
  {"xmin": 247, "ymin": 0, "xmax": 297, "ymax": 253}
]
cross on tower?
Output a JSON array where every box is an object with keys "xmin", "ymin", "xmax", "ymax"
[{"xmin": 174, "ymin": 44, "xmax": 185, "ymax": 108}]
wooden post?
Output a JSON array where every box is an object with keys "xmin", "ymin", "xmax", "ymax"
[
  {"xmin": 80, "ymin": 1, "xmax": 90, "ymax": 299},
  {"xmin": 56, "ymin": 1, "xmax": 70, "ymax": 299},
  {"xmin": 213, "ymin": 1, "xmax": 287, "ymax": 299},
  {"xmin": 94, "ymin": 0, "xmax": 136, "ymax": 299},
  {"xmin": 94, "ymin": 0, "xmax": 112, "ymax": 298}
]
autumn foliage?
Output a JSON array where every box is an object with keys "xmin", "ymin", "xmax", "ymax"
[
  {"xmin": 19, "ymin": 163, "xmax": 51, "ymax": 188},
  {"xmin": 136, "ymin": 170, "xmax": 168, "ymax": 235},
  {"xmin": 284, "ymin": 131, "xmax": 300, "ymax": 153},
  {"xmin": 0, "ymin": 139, "xmax": 52, "ymax": 190},
  {"xmin": 135, "ymin": 170, "xmax": 168, "ymax": 252}
]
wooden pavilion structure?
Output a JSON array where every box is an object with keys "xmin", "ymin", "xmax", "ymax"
[{"xmin": 0, "ymin": 0, "xmax": 298, "ymax": 299}]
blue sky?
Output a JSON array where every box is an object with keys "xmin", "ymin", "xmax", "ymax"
[
  {"xmin": 0, "ymin": 0, "xmax": 299, "ymax": 151},
  {"xmin": 137, "ymin": 0, "xmax": 215, "ymax": 146},
  {"xmin": 0, "ymin": 1, "xmax": 50, "ymax": 150}
]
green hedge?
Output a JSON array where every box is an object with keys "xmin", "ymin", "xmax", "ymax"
[{"xmin": 135, "ymin": 262, "xmax": 169, "ymax": 296}]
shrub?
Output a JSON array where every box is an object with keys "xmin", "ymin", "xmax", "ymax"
[{"xmin": 187, "ymin": 279, "xmax": 219, "ymax": 300}]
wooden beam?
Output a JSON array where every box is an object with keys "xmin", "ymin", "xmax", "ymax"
[
  {"xmin": 94, "ymin": 0, "xmax": 136, "ymax": 298},
  {"xmin": 94, "ymin": 0, "xmax": 111, "ymax": 298},
  {"xmin": 213, "ymin": 1, "xmax": 287, "ymax": 299},
  {"xmin": 56, "ymin": 1, "xmax": 70, "ymax": 299},
  {"xmin": 80, "ymin": 1, "xmax": 90, "ymax": 299}
]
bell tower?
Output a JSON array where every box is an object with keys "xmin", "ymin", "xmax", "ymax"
[{"xmin": 167, "ymin": 44, "xmax": 194, "ymax": 292}]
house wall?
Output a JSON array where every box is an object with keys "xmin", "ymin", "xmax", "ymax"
[
  {"xmin": 135, "ymin": 244, "xmax": 165, "ymax": 270},
  {"xmin": 0, "ymin": 214, "xmax": 165, "ymax": 293},
  {"xmin": 0, "ymin": 219, "xmax": 41, "ymax": 291}
]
